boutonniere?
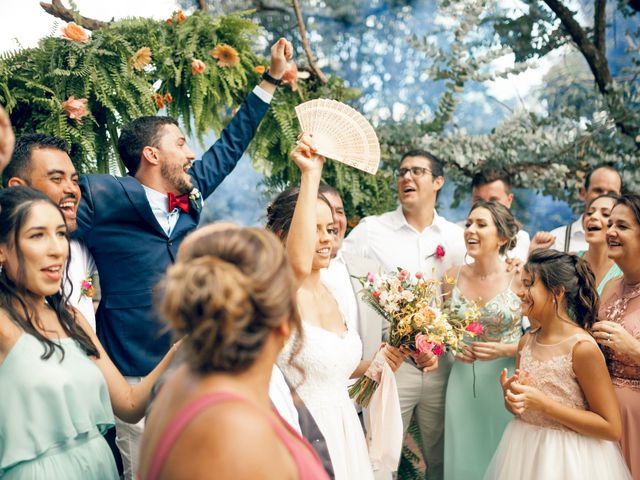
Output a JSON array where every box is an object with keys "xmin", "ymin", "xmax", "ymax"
[
  {"xmin": 81, "ymin": 276, "xmax": 95, "ymax": 298},
  {"xmin": 189, "ymin": 188, "xmax": 202, "ymax": 210},
  {"xmin": 426, "ymin": 244, "xmax": 446, "ymax": 260}
]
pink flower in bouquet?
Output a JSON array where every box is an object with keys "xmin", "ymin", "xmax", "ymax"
[
  {"xmin": 373, "ymin": 290, "xmax": 381, "ymax": 299},
  {"xmin": 415, "ymin": 272, "xmax": 423, "ymax": 279},
  {"xmin": 415, "ymin": 333, "xmax": 433, "ymax": 354},
  {"xmin": 466, "ymin": 322, "xmax": 484, "ymax": 335},
  {"xmin": 62, "ymin": 96, "xmax": 89, "ymax": 121},
  {"xmin": 398, "ymin": 269, "xmax": 409, "ymax": 282},
  {"xmin": 367, "ymin": 272, "xmax": 375, "ymax": 283},
  {"xmin": 432, "ymin": 343, "xmax": 445, "ymax": 357}
]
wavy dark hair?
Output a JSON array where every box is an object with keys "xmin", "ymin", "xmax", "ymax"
[
  {"xmin": 468, "ymin": 200, "xmax": 521, "ymax": 255},
  {"xmin": 524, "ymin": 249, "xmax": 599, "ymax": 329},
  {"xmin": 265, "ymin": 186, "xmax": 332, "ymax": 240},
  {"xmin": 0, "ymin": 186, "xmax": 98, "ymax": 360}
]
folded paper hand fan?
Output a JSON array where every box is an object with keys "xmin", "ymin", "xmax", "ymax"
[{"xmin": 295, "ymin": 99, "xmax": 380, "ymax": 174}]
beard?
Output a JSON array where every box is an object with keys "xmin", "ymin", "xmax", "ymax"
[{"xmin": 161, "ymin": 160, "xmax": 193, "ymax": 195}]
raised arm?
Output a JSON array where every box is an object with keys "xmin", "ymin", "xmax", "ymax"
[
  {"xmin": 286, "ymin": 134, "xmax": 324, "ymax": 284},
  {"xmin": 190, "ymin": 38, "xmax": 292, "ymax": 198}
]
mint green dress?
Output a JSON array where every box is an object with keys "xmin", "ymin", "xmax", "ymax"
[
  {"xmin": 576, "ymin": 251, "xmax": 623, "ymax": 295},
  {"xmin": 0, "ymin": 334, "xmax": 118, "ymax": 479},
  {"xmin": 444, "ymin": 277, "xmax": 522, "ymax": 480}
]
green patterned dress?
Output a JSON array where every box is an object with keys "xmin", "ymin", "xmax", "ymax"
[{"xmin": 444, "ymin": 278, "xmax": 522, "ymax": 480}]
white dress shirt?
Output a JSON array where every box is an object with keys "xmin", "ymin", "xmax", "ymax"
[
  {"xmin": 342, "ymin": 207, "xmax": 466, "ymax": 282},
  {"xmin": 321, "ymin": 251, "xmax": 359, "ymax": 332},
  {"xmin": 66, "ymin": 239, "xmax": 98, "ymax": 331},
  {"xmin": 550, "ymin": 216, "xmax": 587, "ymax": 253}
]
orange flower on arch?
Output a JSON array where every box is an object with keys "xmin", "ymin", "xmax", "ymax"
[
  {"xmin": 177, "ymin": 10, "xmax": 186, "ymax": 23},
  {"xmin": 152, "ymin": 93, "xmax": 164, "ymax": 109},
  {"xmin": 191, "ymin": 59, "xmax": 206, "ymax": 75},
  {"xmin": 131, "ymin": 47, "xmax": 152, "ymax": 71},
  {"xmin": 254, "ymin": 65, "xmax": 266, "ymax": 74},
  {"xmin": 62, "ymin": 96, "xmax": 89, "ymax": 121},
  {"xmin": 62, "ymin": 22, "xmax": 88, "ymax": 43},
  {"xmin": 164, "ymin": 93, "xmax": 173, "ymax": 104},
  {"xmin": 282, "ymin": 63, "xmax": 300, "ymax": 91},
  {"xmin": 211, "ymin": 44, "xmax": 240, "ymax": 68}
]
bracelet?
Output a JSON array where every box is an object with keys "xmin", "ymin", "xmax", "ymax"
[{"xmin": 262, "ymin": 69, "xmax": 282, "ymax": 86}]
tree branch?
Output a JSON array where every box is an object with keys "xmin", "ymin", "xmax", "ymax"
[
  {"xmin": 254, "ymin": 0, "xmax": 291, "ymax": 15},
  {"xmin": 593, "ymin": 0, "xmax": 607, "ymax": 57},
  {"xmin": 292, "ymin": 0, "xmax": 328, "ymax": 84},
  {"xmin": 542, "ymin": 0, "xmax": 611, "ymax": 93},
  {"xmin": 197, "ymin": 0, "xmax": 208, "ymax": 12},
  {"xmin": 40, "ymin": 0, "xmax": 110, "ymax": 30}
]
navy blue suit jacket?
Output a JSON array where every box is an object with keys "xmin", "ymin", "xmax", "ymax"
[{"xmin": 75, "ymin": 92, "xmax": 269, "ymax": 376}]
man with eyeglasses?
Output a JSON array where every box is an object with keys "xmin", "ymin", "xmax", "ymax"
[{"xmin": 342, "ymin": 149, "xmax": 465, "ymax": 480}]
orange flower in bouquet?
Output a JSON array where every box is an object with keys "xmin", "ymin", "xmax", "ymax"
[
  {"xmin": 62, "ymin": 22, "xmax": 88, "ymax": 43},
  {"xmin": 211, "ymin": 44, "xmax": 240, "ymax": 68},
  {"xmin": 349, "ymin": 268, "xmax": 482, "ymax": 406}
]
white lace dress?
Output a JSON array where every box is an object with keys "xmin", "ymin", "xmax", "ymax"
[
  {"xmin": 484, "ymin": 332, "xmax": 631, "ymax": 479},
  {"xmin": 278, "ymin": 306, "xmax": 374, "ymax": 480}
]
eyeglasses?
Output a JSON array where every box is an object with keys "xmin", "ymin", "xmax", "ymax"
[{"xmin": 395, "ymin": 166, "xmax": 432, "ymax": 178}]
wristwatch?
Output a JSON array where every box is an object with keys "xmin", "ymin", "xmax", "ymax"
[{"xmin": 262, "ymin": 69, "xmax": 282, "ymax": 86}]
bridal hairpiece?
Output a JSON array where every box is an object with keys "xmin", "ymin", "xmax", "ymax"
[{"xmin": 295, "ymin": 99, "xmax": 380, "ymax": 174}]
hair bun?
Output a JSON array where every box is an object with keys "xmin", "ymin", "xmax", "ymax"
[{"xmin": 160, "ymin": 228, "xmax": 299, "ymax": 374}]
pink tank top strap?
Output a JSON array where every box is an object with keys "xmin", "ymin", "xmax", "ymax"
[
  {"xmin": 146, "ymin": 391, "xmax": 329, "ymax": 480},
  {"xmin": 267, "ymin": 409, "xmax": 330, "ymax": 480},
  {"xmin": 146, "ymin": 391, "xmax": 244, "ymax": 480}
]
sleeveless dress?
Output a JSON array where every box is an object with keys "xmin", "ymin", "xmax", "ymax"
[
  {"xmin": 444, "ymin": 273, "xmax": 522, "ymax": 480},
  {"xmin": 576, "ymin": 251, "xmax": 622, "ymax": 294},
  {"xmin": 0, "ymin": 334, "xmax": 117, "ymax": 479},
  {"xmin": 144, "ymin": 391, "xmax": 330, "ymax": 480},
  {"xmin": 278, "ymin": 297, "xmax": 374, "ymax": 480},
  {"xmin": 484, "ymin": 332, "xmax": 632, "ymax": 479},
  {"xmin": 599, "ymin": 280, "xmax": 640, "ymax": 479}
]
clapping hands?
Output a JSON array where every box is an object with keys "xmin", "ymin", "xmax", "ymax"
[{"xmin": 500, "ymin": 368, "xmax": 547, "ymax": 415}]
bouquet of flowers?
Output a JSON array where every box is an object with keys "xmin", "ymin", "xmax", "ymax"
[{"xmin": 349, "ymin": 268, "xmax": 483, "ymax": 407}]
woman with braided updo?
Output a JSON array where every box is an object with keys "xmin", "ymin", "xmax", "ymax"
[{"xmin": 138, "ymin": 228, "xmax": 329, "ymax": 480}]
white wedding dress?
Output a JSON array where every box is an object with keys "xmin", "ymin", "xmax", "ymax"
[{"xmin": 278, "ymin": 302, "xmax": 374, "ymax": 480}]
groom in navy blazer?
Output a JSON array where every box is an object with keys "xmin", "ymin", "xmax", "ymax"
[{"xmin": 73, "ymin": 38, "xmax": 293, "ymax": 479}]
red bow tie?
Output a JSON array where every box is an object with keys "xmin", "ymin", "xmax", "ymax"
[{"xmin": 167, "ymin": 192, "xmax": 189, "ymax": 213}]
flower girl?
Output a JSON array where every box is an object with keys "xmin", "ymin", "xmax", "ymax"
[{"xmin": 484, "ymin": 249, "xmax": 631, "ymax": 479}]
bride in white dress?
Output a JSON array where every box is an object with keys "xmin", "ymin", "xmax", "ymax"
[{"xmin": 268, "ymin": 134, "xmax": 403, "ymax": 479}]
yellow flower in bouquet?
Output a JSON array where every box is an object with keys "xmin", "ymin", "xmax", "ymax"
[{"xmin": 349, "ymin": 268, "xmax": 484, "ymax": 406}]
